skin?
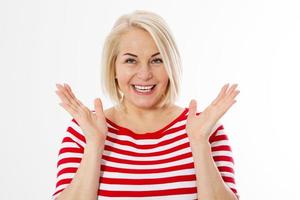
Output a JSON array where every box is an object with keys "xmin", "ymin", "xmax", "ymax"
[{"xmin": 54, "ymin": 27, "xmax": 240, "ymax": 200}]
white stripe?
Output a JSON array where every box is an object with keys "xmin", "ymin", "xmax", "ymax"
[
  {"xmin": 214, "ymin": 160, "xmax": 234, "ymax": 168},
  {"xmin": 211, "ymin": 140, "xmax": 229, "ymax": 147},
  {"xmin": 226, "ymin": 182, "xmax": 237, "ymax": 189},
  {"xmin": 211, "ymin": 150, "xmax": 233, "ymax": 157},
  {"xmin": 97, "ymin": 193, "xmax": 197, "ymax": 200},
  {"xmin": 55, "ymin": 184, "xmax": 68, "ymax": 195},
  {"xmin": 172, "ymin": 118, "xmax": 187, "ymax": 127},
  {"xmin": 58, "ymin": 152, "xmax": 83, "ymax": 161},
  {"xmin": 220, "ymin": 171, "xmax": 235, "ymax": 178},
  {"xmin": 56, "ymin": 172, "xmax": 76, "ymax": 183},
  {"xmin": 103, "ymin": 146, "xmax": 191, "ymax": 161},
  {"xmin": 104, "ymin": 137, "xmax": 190, "ymax": 153},
  {"xmin": 99, "ymin": 181, "xmax": 196, "ymax": 191},
  {"xmin": 57, "ymin": 162, "xmax": 80, "ymax": 172},
  {"xmin": 107, "ymin": 129, "xmax": 187, "ymax": 145},
  {"xmin": 67, "ymin": 121, "xmax": 86, "ymax": 147},
  {"xmin": 101, "ymin": 157, "xmax": 194, "ymax": 169},
  {"xmin": 215, "ymin": 128, "xmax": 226, "ymax": 136},
  {"xmin": 60, "ymin": 142, "xmax": 80, "ymax": 148},
  {"xmin": 102, "ymin": 168, "xmax": 196, "ymax": 179}
]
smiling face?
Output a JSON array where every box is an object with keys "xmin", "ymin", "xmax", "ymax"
[{"xmin": 115, "ymin": 27, "xmax": 169, "ymax": 110}]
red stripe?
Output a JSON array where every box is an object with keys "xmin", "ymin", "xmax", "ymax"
[
  {"xmin": 57, "ymin": 167, "xmax": 78, "ymax": 177},
  {"xmin": 211, "ymin": 134, "xmax": 229, "ymax": 143},
  {"xmin": 53, "ymin": 188, "xmax": 64, "ymax": 197},
  {"xmin": 104, "ymin": 141, "xmax": 190, "ymax": 157},
  {"xmin": 222, "ymin": 176, "xmax": 236, "ymax": 184},
  {"xmin": 105, "ymin": 133, "xmax": 187, "ymax": 150},
  {"xmin": 98, "ymin": 187, "xmax": 197, "ymax": 197},
  {"xmin": 61, "ymin": 137, "xmax": 83, "ymax": 149},
  {"xmin": 101, "ymin": 174, "xmax": 196, "ymax": 184},
  {"xmin": 57, "ymin": 157, "xmax": 82, "ymax": 166},
  {"xmin": 213, "ymin": 155, "xmax": 234, "ymax": 163},
  {"xmin": 56, "ymin": 178, "xmax": 72, "ymax": 187},
  {"xmin": 217, "ymin": 166, "xmax": 235, "ymax": 173},
  {"xmin": 101, "ymin": 162, "xmax": 195, "ymax": 173},
  {"xmin": 208, "ymin": 125, "xmax": 225, "ymax": 143},
  {"xmin": 211, "ymin": 145, "xmax": 232, "ymax": 151},
  {"xmin": 231, "ymin": 187, "xmax": 238, "ymax": 195},
  {"xmin": 102, "ymin": 152, "xmax": 192, "ymax": 165},
  {"xmin": 67, "ymin": 126, "xmax": 86, "ymax": 144},
  {"xmin": 59, "ymin": 147, "xmax": 83, "ymax": 154}
]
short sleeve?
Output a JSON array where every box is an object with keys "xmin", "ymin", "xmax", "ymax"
[
  {"xmin": 208, "ymin": 122, "xmax": 240, "ymax": 200},
  {"xmin": 51, "ymin": 118, "xmax": 87, "ymax": 200}
]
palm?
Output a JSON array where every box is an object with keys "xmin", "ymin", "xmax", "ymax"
[
  {"xmin": 55, "ymin": 83, "xmax": 108, "ymax": 143},
  {"xmin": 186, "ymin": 83, "xmax": 240, "ymax": 141}
]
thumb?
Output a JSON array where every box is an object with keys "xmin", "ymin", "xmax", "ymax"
[
  {"xmin": 94, "ymin": 98, "xmax": 104, "ymax": 118},
  {"xmin": 188, "ymin": 99, "xmax": 197, "ymax": 117}
]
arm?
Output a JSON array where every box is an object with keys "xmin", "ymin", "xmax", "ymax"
[
  {"xmin": 189, "ymin": 124, "xmax": 239, "ymax": 200},
  {"xmin": 53, "ymin": 83, "xmax": 108, "ymax": 199},
  {"xmin": 52, "ymin": 119, "xmax": 105, "ymax": 200},
  {"xmin": 186, "ymin": 84, "xmax": 240, "ymax": 200}
]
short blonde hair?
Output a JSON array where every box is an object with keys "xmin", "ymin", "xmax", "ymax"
[{"xmin": 101, "ymin": 10, "xmax": 182, "ymax": 110}]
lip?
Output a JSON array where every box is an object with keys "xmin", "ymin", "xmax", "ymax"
[{"xmin": 131, "ymin": 84, "xmax": 156, "ymax": 87}]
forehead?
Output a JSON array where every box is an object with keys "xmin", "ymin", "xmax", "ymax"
[{"xmin": 118, "ymin": 28, "xmax": 159, "ymax": 56}]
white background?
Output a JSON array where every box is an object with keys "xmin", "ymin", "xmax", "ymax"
[{"xmin": 1, "ymin": 0, "xmax": 299, "ymax": 199}]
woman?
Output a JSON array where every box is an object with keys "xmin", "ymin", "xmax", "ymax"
[{"xmin": 52, "ymin": 10, "xmax": 240, "ymax": 200}]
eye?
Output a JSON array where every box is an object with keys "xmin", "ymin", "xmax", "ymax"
[
  {"xmin": 151, "ymin": 58, "xmax": 163, "ymax": 64},
  {"xmin": 125, "ymin": 58, "xmax": 136, "ymax": 64}
]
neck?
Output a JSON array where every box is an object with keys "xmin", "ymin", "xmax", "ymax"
[{"xmin": 117, "ymin": 98, "xmax": 173, "ymax": 121}]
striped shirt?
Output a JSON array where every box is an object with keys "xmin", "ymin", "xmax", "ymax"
[{"xmin": 51, "ymin": 107, "xmax": 240, "ymax": 199}]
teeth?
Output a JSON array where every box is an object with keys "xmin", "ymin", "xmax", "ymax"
[
  {"xmin": 134, "ymin": 85, "xmax": 155, "ymax": 90},
  {"xmin": 133, "ymin": 85, "xmax": 155, "ymax": 93}
]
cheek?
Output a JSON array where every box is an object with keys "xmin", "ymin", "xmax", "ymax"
[
  {"xmin": 157, "ymin": 69, "xmax": 169, "ymax": 85},
  {"xmin": 115, "ymin": 68, "xmax": 133, "ymax": 87}
]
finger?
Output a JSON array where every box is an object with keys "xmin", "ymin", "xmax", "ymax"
[
  {"xmin": 212, "ymin": 83, "xmax": 229, "ymax": 105},
  {"xmin": 56, "ymin": 83, "xmax": 81, "ymax": 109},
  {"xmin": 226, "ymin": 84, "xmax": 238, "ymax": 96},
  {"xmin": 188, "ymin": 99, "xmax": 197, "ymax": 117},
  {"xmin": 63, "ymin": 83, "xmax": 76, "ymax": 99},
  {"xmin": 229, "ymin": 90, "xmax": 240, "ymax": 100},
  {"xmin": 94, "ymin": 98, "xmax": 104, "ymax": 119},
  {"xmin": 225, "ymin": 85, "xmax": 239, "ymax": 102},
  {"xmin": 55, "ymin": 89, "xmax": 77, "ymax": 111},
  {"xmin": 64, "ymin": 83, "xmax": 84, "ymax": 107},
  {"xmin": 223, "ymin": 99, "xmax": 237, "ymax": 114},
  {"xmin": 58, "ymin": 102, "xmax": 77, "ymax": 117},
  {"xmin": 59, "ymin": 83, "xmax": 81, "ymax": 108}
]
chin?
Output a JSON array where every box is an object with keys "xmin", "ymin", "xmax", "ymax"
[{"xmin": 130, "ymin": 98, "xmax": 160, "ymax": 109}]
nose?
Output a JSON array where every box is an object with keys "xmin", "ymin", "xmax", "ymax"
[{"xmin": 136, "ymin": 63, "xmax": 153, "ymax": 80}]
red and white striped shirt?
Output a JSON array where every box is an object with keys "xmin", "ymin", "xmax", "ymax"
[{"xmin": 51, "ymin": 107, "xmax": 240, "ymax": 199}]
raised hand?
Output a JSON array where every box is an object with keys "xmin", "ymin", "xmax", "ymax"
[
  {"xmin": 55, "ymin": 83, "xmax": 108, "ymax": 145},
  {"xmin": 186, "ymin": 83, "xmax": 240, "ymax": 142}
]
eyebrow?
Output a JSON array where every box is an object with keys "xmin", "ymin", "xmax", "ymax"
[{"xmin": 122, "ymin": 52, "xmax": 160, "ymax": 57}]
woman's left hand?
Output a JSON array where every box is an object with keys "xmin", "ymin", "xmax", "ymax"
[{"xmin": 186, "ymin": 83, "xmax": 240, "ymax": 142}]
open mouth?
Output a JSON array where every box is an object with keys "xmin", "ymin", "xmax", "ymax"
[{"xmin": 131, "ymin": 84, "xmax": 156, "ymax": 93}]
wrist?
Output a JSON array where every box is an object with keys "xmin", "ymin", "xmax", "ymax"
[
  {"xmin": 187, "ymin": 132, "xmax": 209, "ymax": 143},
  {"xmin": 86, "ymin": 139, "xmax": 105, "ymax": 151}
]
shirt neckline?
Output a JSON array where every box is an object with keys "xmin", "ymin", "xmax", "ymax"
[{"xmin": 105, "ymin": 107, "xmax": 189, "ymax": 138}]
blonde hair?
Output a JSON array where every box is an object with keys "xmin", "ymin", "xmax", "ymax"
[{"xmin": 100, "ymin": 10, "xmax": 182, "ymax": 111}]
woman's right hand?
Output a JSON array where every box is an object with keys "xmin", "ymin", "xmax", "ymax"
[{"xmin": 55, "ymin": 83, "xmax": 108, "ymax": 145}]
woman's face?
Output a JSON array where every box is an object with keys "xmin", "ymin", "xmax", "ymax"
[{"xmin": 115, "ymin": 28, "xmax": 169, "ymax": 110}]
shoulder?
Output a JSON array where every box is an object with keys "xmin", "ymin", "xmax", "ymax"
[{"xmin": 103, "ymin": 106, "xmax": 117, "ymax": 122}]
